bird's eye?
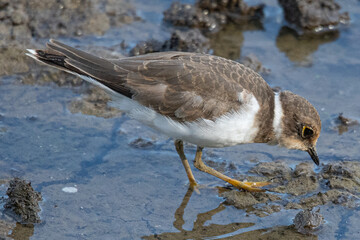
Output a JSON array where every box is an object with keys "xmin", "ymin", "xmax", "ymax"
[{"xmin": 302, "ymin": 126, "xmax": 314, "ymax": 138}]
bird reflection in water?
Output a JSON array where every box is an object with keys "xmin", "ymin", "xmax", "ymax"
[
  {"xmin": 142, "ymin": 187, "xmax": 318, "ymax": 240},
  {"xmin": 142, "ymin": 187, "xmax": 254, "ymax": 240}
]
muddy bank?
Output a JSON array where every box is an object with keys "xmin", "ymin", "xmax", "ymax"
[
  {"xmin": 0, "ymin": 0, "xmax": 139, "ymax": 45},
  {"xmin": 0, "ymin": 0, "xmax": 140, "ymax": 119}
]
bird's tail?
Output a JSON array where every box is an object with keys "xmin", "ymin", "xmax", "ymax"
[{"xmin": 26, "ymin": 39, "xmax": 132, "ymax": 97}]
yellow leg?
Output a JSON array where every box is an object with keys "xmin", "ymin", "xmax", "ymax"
[
  {"xmin": 193, "ymin": 146, "xmax": 269, "ymax": 192},
  {"xmin": 175, "ymin": 140, "xmax": 197, "ymax": 188}
]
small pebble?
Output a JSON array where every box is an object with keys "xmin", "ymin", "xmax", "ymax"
[{"xmin": 62, "ymin": 187, "xmax": 78, "ymax": 193}]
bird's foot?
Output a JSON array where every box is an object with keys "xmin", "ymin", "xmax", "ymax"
[{"xmin": 228, "ymin": 179, "xmax": 270, "ymax": 192}]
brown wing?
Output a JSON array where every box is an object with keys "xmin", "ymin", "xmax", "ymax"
[
  {"xmin": 109, "ymin": 52, "xmax": 248, "ymax": 121},
  {"xmin": 31, "ymin": 40, "xmax": 272, "ymax": 122}
]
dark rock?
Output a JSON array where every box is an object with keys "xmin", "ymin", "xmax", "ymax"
[
  {"xmin": 129, "ymin": 29, "xmax": 210, "ymax": 56},
  {"xmin": 239, "ymin": 53, "xmax": 270, "ymax": 75},
  {"xmin": 293, "ymin": 209, "xmax": 324, "ymax": 234},
  {"xmin": 129, "ymin": 137, "xmax": 155, "ymax": 149},
  {"xmin": 163, "ymin": 0, "xmax": 264, "ymax": 32},
  {"xmin": 335, "ymin": 113, "xmax": 359, "ymax": 134},
  {"xmin": 129, "ymin": 39, "xmax": 164, "ymax": 56},
  {"xmin": 278, "ymin": 0, "xmax": 350, "ymax": 32},
  {"xmin": 337, "ymin": 113, "xmax": 359, "ymax": 126},
  {"xmin": 163, "ymin": 29, "xmax": 210, "ymax": 53},
  {"xmin": 163, "ymin": 2, "xmax": 221, "ymax": 31},
  {"xmin": 198, "ymin": 0, "xmax": 264, "ymax": 23},
  {"xmin": 4, "ymin": 178, "xmax": 42, "ymax": 223}
]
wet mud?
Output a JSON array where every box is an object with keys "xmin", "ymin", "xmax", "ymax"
[{"xmin": 218, "ymin": 160, "xmax": 360, "ymax": 213}]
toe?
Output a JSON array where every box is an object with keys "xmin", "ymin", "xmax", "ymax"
[{"xmin": 228, "ymin": 179, "xmax": 269, "ymax": 192}]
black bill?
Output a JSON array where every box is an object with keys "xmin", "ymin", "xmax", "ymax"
[{"xmin": 307, "ymin": 147, "xmax": 319, "ymax": 165}]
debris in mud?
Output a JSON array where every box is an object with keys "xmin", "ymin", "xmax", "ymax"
[
  {"xmin": 278, "ymin": 0, "xmax": 350, "ymax": 32},
  {"xmin": 4, "ymin": 178, "xmax": 42, "ymax": 223},
  {"xmin": 129, "ymin": 137, "xmax": 155, "ymax": 149},
  {"xmin": 69, "ymin": 87, "xmax": 121, "ymax": 118},
  {"xmin": 130, "ymin": 29, "xmax": 210, "ymax": 56},
  {"xmin": 239, "ymin": 53, "xmax": 270, "ymax": 75},
  {"xmin": 293, "ymin": 208, "xmax": 324, "ymax": 234},
  {"xmin": 163, "ymin": 0, "xmax": 264, "ymax": 32},
  {"xmin": 334, "ymin": 113, "xmax": 359, "ymax": 134}
]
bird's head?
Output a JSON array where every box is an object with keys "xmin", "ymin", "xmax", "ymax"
[{"xmin": 277, "ymin": 91, "xmax": 321, "ymax": 165}]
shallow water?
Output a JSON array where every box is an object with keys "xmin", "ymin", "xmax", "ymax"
[{"xmin": 1, "ymin": 0, "xmax": 360, "ymax": 239}]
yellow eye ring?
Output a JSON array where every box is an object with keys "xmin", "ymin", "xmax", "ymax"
[{"xmin": 302, "ymin": 126, "xmax": 314, "ymax": 138}]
